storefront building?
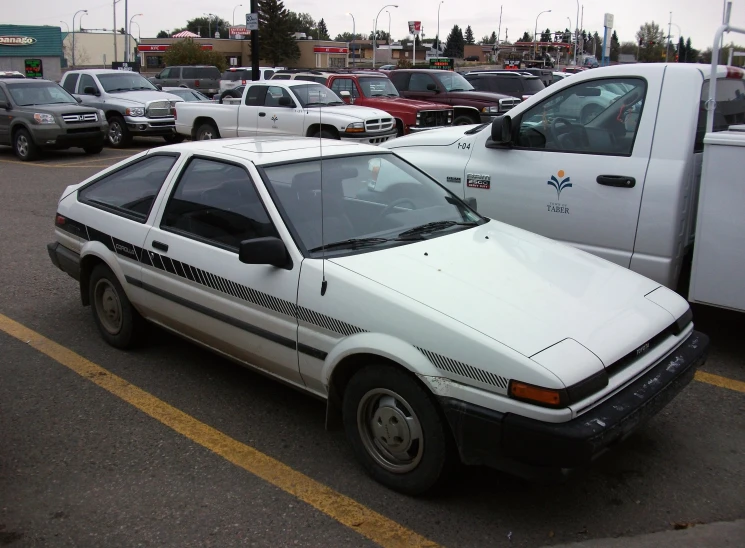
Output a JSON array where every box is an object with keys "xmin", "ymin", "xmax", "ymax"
[{"xmin": 0, "ymin": 25, "xmax": 63, "ymax": 81}]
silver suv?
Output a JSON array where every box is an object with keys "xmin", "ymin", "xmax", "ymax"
[{"xmin": 60, "ymin": 69, "xmax": 184, "ymax": 147}]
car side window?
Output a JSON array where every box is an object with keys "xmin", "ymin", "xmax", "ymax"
[
  {"xmin": 695, "ymin": 79, "xmax": 745, "ymax": 153},
  {"xmin": 161, "ymin": 158, "xmax": 279, "ymax": 250},
  {"xmin": 330, "ymin": 78, "xmax": 358, "ymax": 97},
  {"xmin": 409, "ymin": 73, "xmax": 436, "ymax": 92},
  {"xmin": 245, "ymin": 85, "xmax": 267, "ymax": 106},
  {"xmin": 0, "ymin": 88, "xmax": 7, "ymax": 103},
  {"xmin": 62, "ymin": 74, "xmax": 79, "ymax": 94},
  {"xmin": 78, "ymin": 74, "xmax": 98, "ymax": 94},
  {"xmin": 515, "ymin": 78, "xmax": 647, "ymax": 156},
  {"xmin": 159, "ymin": 68, "xmax": 171, "ymax": 79},
  {"xmin": 79, "ymin": 155, "xmax": 178, "ymax": 221},
  {"xmin": 264, "ymin": 86, "xmax": 293, "ymax": 107},
  {"xmin": 264, "ymin": 70, "xmax": 275, "ymax": 79},
  {"xmin": 272, "ymin": 74, "xmax": 291, "ymax": 80}
]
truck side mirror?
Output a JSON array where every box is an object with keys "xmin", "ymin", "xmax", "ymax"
[
  {"xmin": 278, "ymin": 96, "xmax": 293, "ymax": 107},
  {"xmin": 0, "ymin": 100, "xmax": 9, "ymax": 110},
  {"xmin": 339, "ymin": 90, "xmax": 354, "ymax": 104},
  {"xmin": 83, "ymin": 86, "xmax": 99, "ymax": 96},
  {"xmin": 489, "ymin": 115, "xmax": 512, "ymax": 145},
  {"xmin": 426, "ymin": 83, "xmax": 437, "ymax": 92}
]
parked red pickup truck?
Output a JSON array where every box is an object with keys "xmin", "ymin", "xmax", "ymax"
[{"xmin": 270, "ymin": 70, "xmax": 453, "ymax": 136}]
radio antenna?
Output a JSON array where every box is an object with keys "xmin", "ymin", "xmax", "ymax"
[{"xmin": 319, "ymin": 88, "xmax": 328, "ymax": 296}]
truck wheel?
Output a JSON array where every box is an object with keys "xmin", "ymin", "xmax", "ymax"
[
  {"xmin": 163, "ymin": 134, "xmax": 185, "ymax": 144},
  {"xmin": 342, "ymin": 364, "xmax": 455, "ymax": 495},
  {"xmin": 106, "ymin": 115, "xmax": 132, "ymax": 148},
  {"xmin": 453, "ymin": 114, "xmax": 477, "ymax": 126},
  {"xmin": 196, "ymin": 123, "xmax": 219, "ymax": 140},
  {"xmin": 83, "ymin": 145, "xmax": 104, "ymax": 154},
  {"xmin": 13, "ymin": 128, "xmax": 40, "ymax": 161},
  {"xmin": 89, "ymin": 263, "xmax": 145, "ymax": 349}
]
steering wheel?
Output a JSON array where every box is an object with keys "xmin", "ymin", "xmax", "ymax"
[
  {"xmin": 551, "ymin": 116, "xmax": 588, "ymax": 149},
  {"xmin": 373, "ymin": 198, "xmax": 417, "ymax": 228},
  {"xmin": 551, "ymin": 116, "xmax": 576, "ymax": 135}
]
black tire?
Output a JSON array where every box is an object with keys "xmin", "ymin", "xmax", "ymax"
[
  {"xmin": 163, "ymin": 134, "xmax": 185, "ymax": 144},
  {"xmin": 83, "ymin": 145, "xmax": 104, "ymax": 154},
  {"xmin": 342, "ymin": 364, "xmax": 455, "ymax": 496},
  {"xmin": 453, "ymin": 114, "xmax": 477, "ymax": 126},
  {"xmin": 106, "ymin": 115, "xmax": 132, "ymax": 148},
  {"xmin": 312, "ymin": 129, "xmax": 339, "ymax": 140},
  {"xmin": 13, "ymin": 128, "xmax": 40, "ymax": 161},
  {"xmin": 195, "ymin": 122, "xmax": 219, "ymax": 140},
  {"xmin": 88, "ymin": 264, "xmax": 145, "ymax": 349}
]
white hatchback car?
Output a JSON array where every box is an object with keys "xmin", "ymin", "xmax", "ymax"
[{"xmin": 47, "ymin": 138, "xmax": 708, "ymax": 494}]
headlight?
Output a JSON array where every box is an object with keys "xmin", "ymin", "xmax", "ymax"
[
  {"xmin": 481, "ymin": 106, "xmax": 500, "ymax": 114},
  {"xmin": 33, "ymin": 113, "xmax": 55, "ymax": 124},
  {"xmin": 125, "ymin": 107, "xmax": 145, "ymax": 117},
  {"xmin": 345, "ymin": 122, "xmax": 365, "ymax": 133}
]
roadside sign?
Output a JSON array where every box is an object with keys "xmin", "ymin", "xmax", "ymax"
[
  {"xmin": 429, "ymin": 57, "xmax": 453, "ymax": 70},
  {"xmin": 24, "ymin": 58, "xmax": 42, "ymax": 78},
  {"xmin": 246, "ymin": 13, "xmax": 259, "ymax": 31},
  {"xmin": 112, "ymin": 61, "xmax": 141, "ymax": 72}
]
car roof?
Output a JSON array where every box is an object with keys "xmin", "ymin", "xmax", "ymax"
[
  {"xmin": 254, "ymin": 79, "xmax": 328, "ymax": 87},
  {"xmin": 0, "ymin": 78, "xmax": 54, "ymax": 84},
  {"xmin": 467, "ymin": 71, "xmax": 538, "ymax": 79},
  {"xmin": 65, "ymin": 69, "xmax": 138, "ymax": 75},
  {"xmin": 157, "ymin": 136, "xmax": 386, "ymax": 165}
]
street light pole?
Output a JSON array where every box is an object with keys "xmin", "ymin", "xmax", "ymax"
[
  {"xmin": 534, "ymin": 9, "xmax": 551, "ymax": 59},
  {"xmin": 574, "ymin": 0, "xmax": 579, "ymax": 65},
  {"xmin": 373, "ymin": 4, "xmax": 398, "ymax": 68},
  {"xmin": 346, "ymin": 13, "xmax": 356, "ymax": 67},
  {"xmin": 666, "ymin": 12, "xmax": 672, "ymax": 62},
  {"xmin": 437, "ymin": 1, "xmax": 444, "ymax": 56},
  {"xmin": 128, "ymin": 13, "xmax": 142, "ymax": 65},
  {"xmin": 233, "ymin": 4, "xmax": 243, "ymax": 26},
  {"xmin": 72, "ymin": 9, "xmax": 88, "ymax": 67},
  {"xmin": 386, "ymin": 10, "xmax": 391, "ymax": 62}
]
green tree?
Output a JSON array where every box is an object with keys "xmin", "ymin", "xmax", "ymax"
[
  {"xmin": 520, "ymin": 31, "xmax": 532, "ymax": 43},
  {"xmin": 685, "ymin": 38, "xmax": 698, "ymax": 63},
  {"xmin": 287, "ymin": 11, "xmax": 316, "ymax": 37},
  {"xmin": 479, "ymin": 35, "xmax": 490, "ymax": 45},
  {"xmin": 490, "ymin": 31, "xmax": 497, "ymax": 44},
  {"xmin": 611, "ymin": 30, "xmax": 620, "ymax": 61},
  {"xmin": 259, "ymin": 0, "xmax": 300, "ymax": 66},
  {"xmin": 156, "ymin": 30, "xmax": 169, "ymax": 38},
  {"xmin": 677, "ymin": 37, "xmax": 685, "ymax": 62},
  {"xmin": 368, "ymin": 30, "xmax": 391, "ymax": 43},
  {"xmin": 317, "ymin": 18, "xmax": 330, "ymax": 40},
  {"xmin": 540, "ymin": 28, "xmax": 551, "ymax": 42},
  {"xmin": 444, "ymin": 24, "xmax": 464, "ymax": 58},
  {"xmin": 163, "ymin": 39, "xmax": 228, "ymax": 71},
  {"xmin": 635, "ymin": 21, "xmax": 665, "ymax": 62},
  {"xmin": 334, "ymin": 32, "xmax": 364, "ymax": 42},
  {"xmin": 464, "ymin": 25, "xmax": 475, "ymax": 45},
  {"xmin": 620, "ymin": 41, "xmax": 638, "ymax": 56},
  {"xmin": 184, "ymin": 16, "xmax": 230, "ymax": 38}
]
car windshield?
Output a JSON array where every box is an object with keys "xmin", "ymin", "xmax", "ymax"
[
  {"xmin": 222, "ymin": 70, "xmax": 249, "ymax": 81},
  {"xmin": 291, "ymin": 84, "xmax": 344, "ymax": 107},
  {"xmin": 97, "ymin": 73, "xmax": 157, "ymax": 92},
  {"xmin": 6, "ymin": 82, "xmax": 78, "ymax": 106},
  {"xmin": 433, "ymin": 71, "xmax": 474, "ymax": 92},
  {"xmin": 262, "ymin": 153, "xmax": 484, "ymax": 256},
  {"xmin": 169, "ymin": 89, "xmax": 202, "ymax": 101},
  {"xmin": 359, "ymin": 77, "xmax": 399, "ymax": 97}
]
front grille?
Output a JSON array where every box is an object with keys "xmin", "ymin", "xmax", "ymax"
[
  {"xmin": 146, "ymin": 100, "xmax": 172, "ymax": 118},
  {"xmin": 416, "ymin": 109, "xmax": 452, "ymax": 128},
  {"xmin": 148, "ymin": 121, "xmax": 175, "ymax": 127},
  {"xmin": 606, "ymin": 324, "xmax": 676, "ymax": 377},
  {"xmin": 499, "ymin": 98, "xmax": 521, "ymax": 111},
  {"xmin": 365, "ymin": 117, "xmax": 394, "ymax": 132},
  {"xmin": 366, "ymin": 135, "xmax": 393, "ymax": 144},
  {"xmin": 62, "ymin": 112, "xmax": 97, "ymax": 123}
]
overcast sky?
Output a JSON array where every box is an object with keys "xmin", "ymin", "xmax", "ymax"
[{"xmin": 5, "ymin": 0, "xmax": 741, "ymax": 50}]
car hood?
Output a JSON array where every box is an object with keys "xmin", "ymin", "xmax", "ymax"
[
  {"xmin": 448, "ymin": 90, "xmax": 511, "ymax": 103},
  {"xmin": 17, "ymin": 103, "xmax": 99, "ymax": 114},
  {"xmin": 106, "ymin": 90, "xmax": 183, "ymax": 105},
  {"xmin": 381, "ymin": 125, "xmax": 472, "ymax": 148},
  {"xmin": 330, "ymin": 221, "xmax": 678, "ymax": 364},
  {"xmin": 308, "ymin": 104, "xmax": 391, "ymax": 121},
  {"xmin": 361, "ymin": 97, "xmax": 451, "ymax": 111}
]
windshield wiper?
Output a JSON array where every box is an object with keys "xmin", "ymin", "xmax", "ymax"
[
  {"xmin": 303, "ymin": 102, "xmax": 329, "ymax": 107},
  {"xmin": 397, "ymin": 220, "xmax": 478, "ymax": 238},
  {"xmin": 308, "ymin": 237, "xmax": 391, "ymax": 253},
  {"xmin": 106, "ymin": 88, "xmax": 133, "ymax": 92}
]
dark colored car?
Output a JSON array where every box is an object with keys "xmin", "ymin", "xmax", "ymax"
[
  {"xmin": 0, "ymin": 79, "xmax": 107, "ymax": 161},
  {"xmin": 518, "ymin": 68, "xmax": 553, "ymax": 87},
  {"xmin": 149, "ymin": 66, "xmax": 222, "ymax": 97},
  {"xmin": 388, "ymin": 69, "xmax": 519, "ymax": 126},
  {"xmin": 465, "ymin": 72, "xmax": 545, "ymax": 101},
  {"xmin": 464, "ymin": 55, "xmax": 480, "ymax": 62}
]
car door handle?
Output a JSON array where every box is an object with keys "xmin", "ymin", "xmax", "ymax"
[
  {"xmin": 152, "ymin": 241, "xmax": 169, "ymax": 252},
  {"xmin": 259, "ymin": 112, "xmax": 266, "ymax": 117},
  {"xmin": 596, "ymin": 175, "xmax": 636, "ymax": 188}
]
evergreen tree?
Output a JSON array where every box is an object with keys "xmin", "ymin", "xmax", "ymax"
[
  {"xmin": 286, "ymin": 11, "xmax": 316, "ymax": 37},
  {"xmin": 685, "ymin": 37, "xmax": 697, "ymax": 62},
  {"xmin": 677, "ymin": 37, "xmax": 685, "ymax": 62},
  {"xmin": 520, "ymin": 31, "xmax": 532, "ymax": 43},
  {"xmin": 479, "ymin": 35, "xmax": 490, "ymax": 45},
  {"xmin": 540, "ymin": 28, "xmax": 551, "ymax": 42},
  {"xmin": 259, "ymin": 0, "xmax": 300, "ymax": 66},
  {"xmin": 611, "ymin": 30, "xmax": 620, "ymax": 61},
  {"xmin": 444, "ymin": 24, "xmax": 465, "ymax": 58},
  {"xmin": 490, "ymin": 31, "xmax": 497, "ymax": 44},
  {"xmin": 317, "ymin": 18, "xmax": 330, "ymax": 40},
  {"xmin": 464, "ymin": 25, "xmax": 475, "ymax": 45}
]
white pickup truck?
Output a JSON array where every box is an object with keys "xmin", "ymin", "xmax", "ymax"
[
  {"xmin": 175, "ymin": 80, "xmax": 397, "ymax": 144},
  {"xmin": 382, "ymin": 59, "xmax": 745, "ymax": 311}
]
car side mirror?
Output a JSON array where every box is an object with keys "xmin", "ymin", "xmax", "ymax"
[
  {"xmin": 487, "ymin": 115, "xmax": 512, "ymax": 146},
  {"xmin": 339, "ymin": 90, "xmax": 354, "ymax": 104},
  {"xmin": 83, "ymin": 86, "xmax": 98, "ymax": 96},
  {"xmin": 278, "ymin": 96, "xmax": 293, "ymax": 107},
  {"xmin": 239, "ymin": 237, "xmax": 292, "ymax": 269},
  {"xmin": 155, "ymin": 84, "xmax": 163, "ymax": 90},
  {"xmin": 75, "ymin": 96, "xmax": 82, "ymax": 103},
  {"xmin": 0, "ymin": 100, "xmax": 9, "ymax": 110},
  {"xmin": 426, "ymin": 83, "xmax": 437, "ymax": 92}
]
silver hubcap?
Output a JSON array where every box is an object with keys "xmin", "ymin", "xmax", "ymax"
[
  {"xmin": 109, "ymin": 122, "xmax": 122, "ymax": 145},
  {"xmin": 357, "ymin": 388, "xmax": 423, "ymax": 473},
  {"xmin": 94, "ymin": 279, "xmax": 122, "ymax": 335},
  {"xmin": 199, "ymin": 129, "xmax": 213, "ymax": 140},
  {"xmin": 16, "ymin": 135, "xmax": 28, "ymax": 157}
]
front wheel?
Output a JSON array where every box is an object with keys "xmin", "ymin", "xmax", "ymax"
[
  {"xmin": 453, "ymin": 114, "xmax": 477, "ymax": 126},
  {"xmin": 342, "ymin": 364, "xmax": 454, "ymax": 495},
  {"xmin": 107, "ymin": 115, "xmax": 132, "ymax": 148},
  {"xmin": 13, "ymin": 128, "xmax": 40, "ymax": 161},
  {"xmin": 89, "ymin": 264, "xmax": 145, "ymax": 349},
  {"xmin": 163, "ymin": 134, "xmax": 185, "ymax": 144},
  {"xmin": 195, "ymin": 123, "xmax": 219, "ymax": 140}
]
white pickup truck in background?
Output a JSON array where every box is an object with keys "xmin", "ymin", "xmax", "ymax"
[
  {"xmin": 175, "ymin": 80, "xmax": 397, "ymax": 144},
  {"xmin": 383, "ymin": 53, "xmax": 745, "ymax": 312}
]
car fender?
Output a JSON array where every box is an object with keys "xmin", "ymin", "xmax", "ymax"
[
  {"xmin": 79, "ymin": 242, "xmax": 129, "ymax": 295},
  {"xmin": 9, "ymin": 119, "xmax": 33, "ymax": 138}
]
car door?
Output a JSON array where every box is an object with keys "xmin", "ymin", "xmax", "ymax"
[
  {"xmin": 0, "ymin": 87, "xmax": 10, "ymax": 144},
  {"xmin": 463, "ymin": 76, "xmax": 659, "ymax": 269},
  {"xmin": 329, "ymin": 77, "xmax": 362, "ymax": 106},
  {"xmin": 236, "ymin": 84, "xmax": 266, "ymax": 137},
  {"xmin": 404, "ymin": 72, "xmax": 440, "ymax": 102},
  {"xmin": 141, "ymin": 154, "xmax": 303, "ymax": 384},
  {"xmin": 75, "ymin": 73, "xmax": 102, "ymax": 107},
  {"xmin": 257, "ymin": 85, "xmax": 304, "ymax": 137}
]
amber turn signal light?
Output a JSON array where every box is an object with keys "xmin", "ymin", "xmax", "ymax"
[{"xmin": 509, "ymin": 380, "xmax": 566, "ymax": 408}]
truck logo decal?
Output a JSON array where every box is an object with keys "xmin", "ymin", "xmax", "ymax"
[
  {"xmin": 466, "ymin": 174, "xmax": 490, "ymax": 189},
  {"xmin": 547, "ymin": 170, "xmax": 572, "ymax": 200},
  {"xmin": 271, "ymin": 115, "xmax": 278, "ymax": 122},
  {"xmin": 446, "ymin": 176, "xmax": 461, "ymax": 183}
]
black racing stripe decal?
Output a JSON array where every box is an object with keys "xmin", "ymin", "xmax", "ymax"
[
  {"xmin": 417, "ymin": 347, "xmax": 509, "ymax": 390},
  {"xmin": 56, "ymin": 217, "xmax": 89, "ymax": 240},
  {"xmin": 87, "ymin": 227, "xmax": 114, "ymax": 251},
  {"xmin": 297, "ymin": 306, "xmax": 366, "ymax": 337},
  {"xmin": 297, "ymin": 343, "xmax": 328, "ymax": 361},
  {"xmin": 112, "ymin": 237, "xmax": 139, "ymax": 262}
]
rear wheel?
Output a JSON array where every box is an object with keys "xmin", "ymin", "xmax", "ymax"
[
  {"xmin": 89, "ymin": 264, "xmax": 145, "ymax": 349},
  {"xmin": 163, "ymin": 134, "xmax": 185, "ymax": 144},
  {"xmin": 342, "ymin": 364, "xmax": 454, "ymax": 495},
  {"xmin": 13, "ymin": 128, "xmax": 40, "ymax": 161},
  {"xmin": 453, "ymin": 114, "xmax": 477, "ymax": 126},
  {"xmin": 195, "ymin": 122, "xmax": 219, "ymax": 140},
  {"xmin": 106, "ymin": 115, "xmax": 132, "ymax": 148}
]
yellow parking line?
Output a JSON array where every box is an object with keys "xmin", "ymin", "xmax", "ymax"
[
  {"xmin": 0, "ymin": 313, "xmax": 440, "ymax": 548},
  {"xmin": 695, "ymin": 371, "xmax": 745, "ymax": 393}
]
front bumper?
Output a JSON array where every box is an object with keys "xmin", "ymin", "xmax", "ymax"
[
  {"xmin": 32, "ymin": 125, "xmax": 107, "ymax": 149},
  {"xmin": 47, "ymin": 242, "xmax": 81, "ymax": 281},
  {"xmin": 124, "ymin": 116, "xmax": 177, "ymax": 135},
  {"xmin": 339, "ymin": 129, "xmax": 397, "ymax": 145},
  {"xmin": 439, "ymin": 330, "xmax": 709, "ymax": 477}
]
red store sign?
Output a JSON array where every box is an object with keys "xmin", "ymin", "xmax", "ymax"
[
  {"xmin": 313, "ymin": 46, "xmax": 348, "ymax": 54},
  {"xmin": 139, "ymin": 44, "xmax": 213, "ymax": 52}
]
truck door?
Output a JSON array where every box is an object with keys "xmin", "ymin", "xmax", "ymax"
[
  {"xmin": 236, "ymin": 84, "xmax": 266, "ymax": 138},
  {"xmin": 464, "ymin": 76, "xmax": 660, "ymax": 269},
  {"xmin": 256, "ymin": 86, "xmax": 305, "ymax": 137}
]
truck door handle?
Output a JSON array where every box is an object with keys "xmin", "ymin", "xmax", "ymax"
[
  {"xmin": 258, "ymin": 112, "xmax": 266, "ymax": 117},
  {"xmin": 597, "ymin": 175, "xmax": 636, "ymax": 188},
  {"xmin": 152, "ymin": 241, "xmax": 169, "ymax": 252}
]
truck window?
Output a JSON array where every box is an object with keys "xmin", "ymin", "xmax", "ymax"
[
  {"xmin": 694, "ymin": 79, "xmax": 745, "ymax": 152},
  {"xmin": 330, "ymin": 78, "xmax": 359, "ymax": 97},
  {"xmin": 516, "ymin": 78, "xmax": 647, "ymax": 156},
  {"xmin": 245, "ymin": 85, "xmax": 267, "ymax": 106},
  {"xmin": 409, "ymin": 73, "xmax": 436, "ymax": 92},
  {"xmin": 62, "ymin": 73, "xmax": 79, "ymax": 93},
  {"xmin": 389, "ymin": 72, "xmax": 409, "ymax": 90},
  {"xmin": 78, "ymin": 74, "xmax": 98, "ymax": 94},
  {"xmin": 264, "ymin": 86, "xmax": 293, "ymax": 107}
]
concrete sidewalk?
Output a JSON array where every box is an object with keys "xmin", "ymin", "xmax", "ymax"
[{"xmin": 547, "ymin": 520, "xmax": 745, "ymax": 547}]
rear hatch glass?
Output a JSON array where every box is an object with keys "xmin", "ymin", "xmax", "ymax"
[
  {"xmin": 183, "ymin": 67, "xmax": 220, "ymax": 80},
  {"xmin": 523, "ymin": 77, "xmax": 545, "ymax": 93}
]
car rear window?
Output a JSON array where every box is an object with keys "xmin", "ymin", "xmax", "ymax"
[
  {"xmin": 295, "ymin": 75, "xmax": 327, "ymax": 84},
  {"xmin": 223, "ymin": 70, "xmax": 250, "ymax": 81},
  {"xmin": 62, "ymin": 73, "xmax": 79, "ymax": 93},
  {"xmin": 182, "ymin": 67, "xmax": 220, "ymax": 80},
  {"xmin": 523, "ymin": 78, "xmax": 545, "ymax": 93}
]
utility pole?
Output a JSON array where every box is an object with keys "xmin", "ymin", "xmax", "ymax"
[
  {"xmin": 250, "ymin": 0, "xmax": 259, "ymax": 81},
  {"xmin": 113, "ymin": 0, "xmax": 118, "ymax": 63},
  {"xmin": 124, "ymin": 0, "xmax": 128, "ymax": 62},
  {"xmin": 497, "ymin": 5, "xmax": 502, "ymax": 49},
  {"xmin": 666, "ymin": 12, "xmax": 672, "ymax": 62}
]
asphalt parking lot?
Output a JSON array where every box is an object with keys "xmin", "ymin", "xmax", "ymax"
[{"xmin": 0, "ymin": 141, "xmax": 743, "ymax": 547}]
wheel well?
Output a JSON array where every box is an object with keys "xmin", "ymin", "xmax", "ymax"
[
  {"xmin": 10, "ymin": 123, "xmax": 30, "ymax": 140},
  {"xmin": 305, "ymin": 124, "xmax": 340, "ymax": 139},
  {"xmin": 106, "ymin": 110, "xmax": 123, "ymax": 120},
  {"xmin": 453, "ymin": 107, "xmax": 480, "ymax": 123},
  {"xmin": 193, "ymin": 117, "xmax": 220, "ymax": 139},
  {"xmin": 79, "ymin": 255, "xmax": 107, "ymax": 306},
  {"xmin": 394, "ymin": 118, "xmax": 405, "ymax": 136}
]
